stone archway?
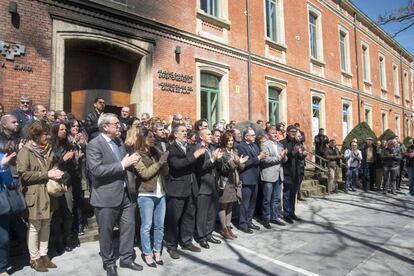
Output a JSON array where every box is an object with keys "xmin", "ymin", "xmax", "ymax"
[{"xmin": 51, "ymin": 20, "xmax": 154, "ymax": 118}]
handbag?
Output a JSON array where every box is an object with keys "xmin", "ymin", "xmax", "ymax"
[
  {"xmin": 46, "ymin": 179, "xmax": 68, "ymax": 197},
  {"xmin": 35, "ymin": 156, "xmax": 67, "ymax": 198},
  {"xmin": 0, "ymin": 183, "xmax": 27, "ymax": 216},
  {"xmin": 218, "ymin": 176, "xmax": 228, "ymax": 190}
]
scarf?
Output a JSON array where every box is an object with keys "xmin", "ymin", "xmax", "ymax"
[{"xmin": 30, "ymin": 141, "xmax": 50, "ymax": 160}]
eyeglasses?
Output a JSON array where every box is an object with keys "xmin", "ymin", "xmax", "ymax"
[
  {"xmin": 97, "ymin": 101, "xmax": 105, "ymax": 104},
  {"xmin": 107, "ymin": 122, "xmax": 120, "ymax": 127},
  {"xmin": 21, "ymin": 101, "xmax": 31, "ymax": 104}
]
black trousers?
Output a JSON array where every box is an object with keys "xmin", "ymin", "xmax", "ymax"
[
  {"xmin": 362, "ymin": 163, "xmax": 376, "ymax": 190},
  {"xmin": 95, "ymin": 191, "xmax": 135, "ymax": 268},
  {"xmin": 283, "ymin": 180, "xmax": 299, "ymax": 218},
  {"xmin": 196, "ymin": 193, "xmax": 218, "ymax": 242},
  {"xmin": 239, "ymin": 184, "xmax": 258, "ymax": 229},
  {"xmin": 165, "ymin": 195, "xmax": 196, "ymax": 249}
]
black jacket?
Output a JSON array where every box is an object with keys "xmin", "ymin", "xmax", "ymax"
[
  {"xmin": 11, "ymin": 108, "xmax": 31, "ymax": 135},
  {"xmin": 237, "ymin": 141, "xmax": 261, "ymax": 185},
  {"xmin": 281, "ymin": 136, "xmax": 305, "ymax": 184},
  {"xmin": 314, "ymin": 134, "xmax": 329, "ymax": 154},
  {"xmin": 85, "ymin": 110, "xmax": 101, "ymax": 141},
  {"xmin": 360, "ymin": 144, "xmax": 377, "ymax": 167},
  {"xmin": 166, "ymin": 141, "xmax": 199, "ymax": 197},
  {"xmin": 195, "ymin": 143, "xmax": 218, "ymax": 195}
]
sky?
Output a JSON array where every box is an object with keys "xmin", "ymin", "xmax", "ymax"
[{"xmin": 351, "ymin": 0, "xmax": 414, "ymax": 55}]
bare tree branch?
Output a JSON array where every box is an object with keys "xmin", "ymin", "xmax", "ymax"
[{"xmin": 392, "ymin": 20, "xmax": 414, "ymax": 37}]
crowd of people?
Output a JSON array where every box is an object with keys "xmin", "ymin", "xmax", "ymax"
[{"xmin": 0, "ymin": 96, "xmax": 413, "ymax": 276}]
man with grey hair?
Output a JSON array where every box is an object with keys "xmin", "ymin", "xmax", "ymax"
[
  {"xmin": 140, "ymin": 112, "xmax": 150, "ymax": 128},
  {"xmin": 119, "ymin": 106, "xmax": 132, "ymax": 142},
  {"xmin": 165, "ymin": 124, "xmax": 206, "ymax": 259},
  {"xmin": 12, "ymin": 95, "xmax": 32, "ymax": 132},
  {"xmin": 21, "ymin": 104, "xmax": 47, "ymax": 139},
  {"xmin": 86, "ymin": 113, "xmax": 143, "ymax": 276}
]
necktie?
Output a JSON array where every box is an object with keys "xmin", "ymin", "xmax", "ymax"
[{"xmin": 110, "ymin": 140, "xmax": 122, "ymax": 161}]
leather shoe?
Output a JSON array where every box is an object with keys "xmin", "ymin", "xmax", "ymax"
[
  {"xmin": 291, "ymin": 215, "xmax": 302, "ymax": 221},
  {"xmin": 140, "ymin": 254, "xmax": 156, "ymax": 268},
  {"xmin": 106, "ymin": 265, "xmax": 118, "ymax": 276},
  {"xmin": 283, "ymin": 216, "xmax": 294, "ymax": 224},
  {"xmin": 199, "ymin": 240, "xmax": 210, "ymax": 249},
  {"xmin": 167, "ymin": 249, "xmax": 180, "ymax": 259},
  {"xmin": 270, "ymin": 219, "xmax": 286, "ymax": 226},
  {"xmin": 182, "ymin": 243, "xmax": 201, "ymax": 252},
  {"xmin": 249, "ymin": 223, "xmax": 260, "ymax": 230},
  {"xmin": 239, "ymin": 227, "xmax": 253, "ymax": 234},
  {"xmin": 207, "ymin": 237, "xmax": 221, "ymax": 244},
  {"xmin": 263, "ymin": 222, "xmax": 271, "ymax": 229},
  {"xmin": 120, "ymin": 261, "xmax": 143, "ymax": 271}
]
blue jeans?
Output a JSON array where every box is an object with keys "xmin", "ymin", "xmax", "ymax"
[
  {"xmin": 262, "ymin": 178, "xmax": 281, "ymax": 222},
  {"xmin": 345, "ymin": 167, "xmax": 358, "ymax": 191},
  {"xmin": 138, "ymin": 196, "xmax": 166, "ymax": 256},
  {"xmin": 0, "ymin": 215, "xmax": 10, "ymax": 273},
  {"xmin": 408, "ymin": 167, "xmax": 414, "ymax": 195}
]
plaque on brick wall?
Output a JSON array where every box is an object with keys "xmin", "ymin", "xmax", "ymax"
[
  {"xmin": 0, "ymin": 40, "xmax": 33, "ymax": 73},
  {"xmin": 157, "ymin": 70, "xmax": 193, "ymax": 94}
]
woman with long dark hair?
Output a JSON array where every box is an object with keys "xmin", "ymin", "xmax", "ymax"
[
  {"xmin": 67, "ymin": 119, "xmax": 87, "ymax": 235},
  {"xmin": 217, "ymin": 131, "xmax": 248, "ymax": 240},
  {"xmin": 49, "ymin": 122, "xmax": 76, "ymax": 253},
  {"xmin": 133, "ymin": 128, "xmax": 169, "ymax": 267}
]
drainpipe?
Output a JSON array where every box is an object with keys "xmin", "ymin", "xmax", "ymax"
[
  {"xmin": 353, "ymin": 12, "xmax": 361, "ymax": 124},
  {"xmin": 399, "ymin": 50, "xmax": 406, "ymax": 137},
  {"xmin": 246, "ymin": 0, "xmax": 252, "ymax": 120}
]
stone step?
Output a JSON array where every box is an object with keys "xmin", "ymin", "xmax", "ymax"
[
  {"xmin": 300, "ymin": 185, "xmax": 326, "ymax": 198},
  {"xmin": 301, "ymin": 179, "xmax": 319, "ymax": 189}
]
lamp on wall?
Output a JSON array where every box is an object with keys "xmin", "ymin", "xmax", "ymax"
[
  {"xmin": 175, "ymin": 46, "xmax": 181, "ymax": 64},
  {"xmin": 9, "ymin": 1, "xmax": 17, "ymax": 14}
]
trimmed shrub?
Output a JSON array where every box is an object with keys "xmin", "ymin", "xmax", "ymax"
[
  {"xmin": 341, "ymin": 122, "xmax": 376, "ymax": 152},
  {"xmin": 378, "ymin": 129, "xmax": 396, "ymax": 142},
  {"xmin": 403, "ymin": 136, "xmax": 412, "ymax": 148}
]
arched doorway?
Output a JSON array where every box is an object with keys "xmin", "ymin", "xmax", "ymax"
[{"xmin": 64, "ymin": 40, "xmax": 141, "ymax": 119}]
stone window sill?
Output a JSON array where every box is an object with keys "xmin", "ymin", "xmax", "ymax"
[
  {"xmin": 363, "ymin": 80, "xmax": 372, "ymax": 86},
  {"xmin": 197, "ymin": 9, "xmax": 231, "ymax": 30},
  {"xmin": 265, "ymin": 39, "xmax": 287, "ymax": 51},
  {"xmin": 310, "ymin": 57, "xmax": 325, "ymax": 67},
  {"xmin": 341, "ymin": 70, "xmax": 353, "ymax": 78}
]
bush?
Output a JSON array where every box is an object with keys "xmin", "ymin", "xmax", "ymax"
[
  {"xmin": 403, "ymin": 136, "xmax": 412, "ymax": 148},
  {"xmin": 378, "ymin": 129, "xmax": 396, "ymax": 142},
  {"xmin": 341, "ymin": 122, "xmax": 376, "ymax": 152}
]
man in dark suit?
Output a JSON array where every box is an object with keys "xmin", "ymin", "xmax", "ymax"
[
  {"xmin": 85, "ymin": 97, "xmax": 105, "ymax": 141},
  {"xmin": 165, "ymin": 124, "xmax": 206, "ymax": 259},
  {"xmin": 280, "ymin": 125, "xmax": 307, "ymax": 224},
  {"xmin": 237, "ymin": 127, "xmax": 267, "ymax": 233},
  {"xmin": 195, "ymin": 128, "xmax": 223, "ymax": 249},
  {"xmin": 86, "ymin": 113, "xmax": 142, "ymax": 276}
]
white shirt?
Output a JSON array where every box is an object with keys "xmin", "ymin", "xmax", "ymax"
[{"xmin": 101, "ymin": 133, "xmax": 126, "ymax": 187}]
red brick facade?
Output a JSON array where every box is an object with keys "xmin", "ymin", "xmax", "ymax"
[{"xmin": 0, "ymin": 0, "xmax": 413, "ymax": 146}]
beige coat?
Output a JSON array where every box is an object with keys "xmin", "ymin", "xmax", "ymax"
[{"xmin": 16, "ymin": 144, "xmax": 57, "ymax": 220}]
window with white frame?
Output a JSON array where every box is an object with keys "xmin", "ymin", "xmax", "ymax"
[
  {"xmin": 268, "ymin": 86, "xmax": 281, "ymax": 125},
  {"xmin": 393, "ymin": 64, "xmax": 399, "ymax": 96},
  {"xmin": 381, "ymin": 111, "xmax": 388, "ymax": 133},
  {"xmin": 200, "ymin": 0, "xmax": 220, "ymax": 17},
  {"xmin": 308, "ymin": 7, "xmax": 322, "ymax": 60},
  {"xmin": 364, "ymin": 107, "xmax": 372, "ymax": 128},
  {"xmin": 403, "ymin": 71, "xmax": 409, "ymax": 100},
  {"xmin": 362, "ymin": 42, "xmax": 371, "ymax": 82},
  {"xmin": 395, "ymin": 114, "xmax": 401, "ymax": 137},
  {"xmin": 379, "ymin": 54, "xmax": 387, "ymax": 90},
  {"xmin": 265, "ymin": 0, "xmax": 283, "ymax": 43},
  {"xmin": 342, "ymin": 102, "xmax": 352, "ymax": 138},
  {"xmin": 339, "ymin": 28, "xmax": 350, "ymax": 73}
]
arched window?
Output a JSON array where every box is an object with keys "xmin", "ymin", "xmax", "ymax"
[{"xmin": 200, "ymin": 73, "xmax": 221, "ymax": 128}]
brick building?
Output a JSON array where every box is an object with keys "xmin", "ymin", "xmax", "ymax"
[{"xmin": 1, "ymin": 0, "xmax": 413, "ymax": 145}]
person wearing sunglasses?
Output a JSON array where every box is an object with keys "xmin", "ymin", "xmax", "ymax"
[{"xmin": 11, "ymin": 95, "xmax": 33, "ymax": 135}]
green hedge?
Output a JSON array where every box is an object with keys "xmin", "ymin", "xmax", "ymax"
[
  {"xmin": 403, "ymin": 136, "xmax": 412, "ymax": 148},
  {"xmin": 342, "ymin": 122, "xmax": 376, "ymax": 151},
  {"xmin": 378, "ymin": 129, "xmax": 396, "ymax": 142}
]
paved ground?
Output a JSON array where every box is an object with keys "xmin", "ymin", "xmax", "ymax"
[{"xmin": 8, "ymin": 187, "xmax": 414, "ymax": 276}]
